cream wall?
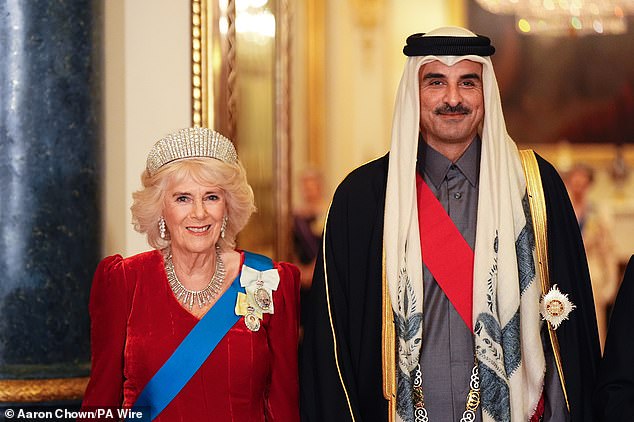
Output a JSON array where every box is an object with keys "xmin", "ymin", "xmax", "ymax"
[
  {"xmin": 102, "ymin": 1, "xmax": 633, "ymax": 263},
  {"xmin": 322, "ymin": 0, "xmax": 463, "ymax": 194},
  {"xmin": 101, "ymin": 0, "xmax": 633, "ymax": 279},
  {"xmin": 104, "ymin": 0, "xmax": 191, "ymax": 257},
  {"xmin": 105, "ymin": 1, "xmax": 457, "ymax": 255}
]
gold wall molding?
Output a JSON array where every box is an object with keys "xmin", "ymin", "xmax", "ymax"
[
  {"xmin": 306, "ymin": 0, "xmax": 325, "ymax": 168},
  {"xmin": 447, "ymin": 0, "xmax": 466, "ymax": 26},
  {"xmin": 225, "ymin": 0, "xmax": 237, "ymax": 141},
  {"xmin": 193, "ymin": 0, "xmax": 292, "ymax": 259},
  {"xmin": 274, "ymin": 0, "xmax": 292, "ymax": 260},
  {"xmin": 0, "ymin": 377, "xmax": 89, "ymax": 402},
  {"xmin": 191, "ymin": 0, "xmax": 234, "ymax": 138},
  {"xmin": 191, "ymin": 0, "xmax": 206, "ymax": 126}
]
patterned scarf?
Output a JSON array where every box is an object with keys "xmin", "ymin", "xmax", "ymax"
[{"xmin": 384, "ymin": 27, "xmax": 545, "ymax": 422}]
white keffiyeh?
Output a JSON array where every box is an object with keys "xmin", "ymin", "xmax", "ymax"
[{"xmin": 384, "ymin": 27, "xmax": 545, "ymax": 422}]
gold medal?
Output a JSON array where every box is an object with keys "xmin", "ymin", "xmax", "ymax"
[
  {"xmin": 466, "ymin": 390, "xmax": 480, "ymax": 411},
  {"xmin": 254, "ymin": 287, "xmax": 272, "ymax": 311},
  {"xmin": 244, "ymin": 312, "xmax": 261, "ymax": 332}
]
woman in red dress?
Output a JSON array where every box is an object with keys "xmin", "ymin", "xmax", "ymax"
[{"xmin": 81, "ymin": 127, "xmax": 300, "ymax": 421}]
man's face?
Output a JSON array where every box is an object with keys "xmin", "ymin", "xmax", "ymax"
[{"xmin": 418, "ymin": 60, "xmax": 484, "ymax": 149}]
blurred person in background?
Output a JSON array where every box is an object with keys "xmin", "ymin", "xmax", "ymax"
[
  {"xmin": 292, "ymin": 168, "xmax": 327, "ymax": 290},
  {"xmin": 292, "ymin": 168, "xmax": 327, "ymax": 329},
  {"xmin": 565, "ymin": 163, "xmax": 618, "ymax": 352}
]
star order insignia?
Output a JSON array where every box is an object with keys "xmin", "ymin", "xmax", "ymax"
[{"xmin": 540, "ymin": 284, "xmax": 576, "ymax": 329}]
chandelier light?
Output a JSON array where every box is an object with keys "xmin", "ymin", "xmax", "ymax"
[{"xmin": 474, "ymin": 0, "xmax": 634, "ymax": 35}]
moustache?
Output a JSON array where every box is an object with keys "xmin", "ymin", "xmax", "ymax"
[{"xmin": 434, "ymin": 104, "xmax": 471, "ymax": 115}]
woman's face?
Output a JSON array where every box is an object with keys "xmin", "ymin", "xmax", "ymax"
[{"xmin": 162, "ymin": 173, "xmax": 227, "ymax": 256}]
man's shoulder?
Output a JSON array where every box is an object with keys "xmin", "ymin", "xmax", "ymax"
[
  {"xmin": 533, "ymin": 152, "xmax": 558, "ymax": 177},
  {"xmin": 531, "ymin": 152, "xmax": 569, "ymax": 195},
  {"xmin": 336, "ymin": 153, "xmax": 389, "ymax": 194},
  {"xmin": 327, "ymin": 154, "xmax": 389, "ymax": 217},
  {"xmin": 520, "ymin": 150, "xmax": 566, "ymax": 192}
]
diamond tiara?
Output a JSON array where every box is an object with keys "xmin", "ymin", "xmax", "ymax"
[{"xmin": 146, "ymin": 127, "xmax": 238, "ymax": 175}]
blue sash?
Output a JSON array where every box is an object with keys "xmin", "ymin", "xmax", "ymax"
[{"xmin": 129, "ymin": 251, "xmax": 274, "ymax": 421}]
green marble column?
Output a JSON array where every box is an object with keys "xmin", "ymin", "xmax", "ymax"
[{"xmin": 0, "ymin": 0, "xmax": 103, "ymax": 407}]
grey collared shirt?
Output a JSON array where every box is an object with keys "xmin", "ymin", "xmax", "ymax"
[
  {"xmin": 418, "ymin": 138, "xmax": 482, "ymax": 422},
  {"xmin": 416, "ymin": 137, "xmax": 568, "ymax": 422}
]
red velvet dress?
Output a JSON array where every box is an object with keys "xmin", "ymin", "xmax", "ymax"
[{"xmin": 81, "ymin": 249, "xmax": 300, "ymax": 421}]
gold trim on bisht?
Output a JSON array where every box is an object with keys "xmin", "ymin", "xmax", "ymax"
[
  {"xmin": 321, "ymin": 204, "xmax": 357, "ymax": 422},
  {"xmin": 0, "ymin": 377, "xmax": 89, "ymax": 402},
  {"xmin": 519, "ymin": 149, "xmax": 570, "ymax": 412},
  {"xmin": 382, "ymin": 247, "xmax": 397, "ymax": 422}
]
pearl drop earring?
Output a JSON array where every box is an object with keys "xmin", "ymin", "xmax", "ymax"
[
  {"xmin": 221, "ymin": 216, "xmax": 227, "ymax": 239},
  {"xmin": 159, "ymin": 217, "xmax": 166, "ymax": 239}
]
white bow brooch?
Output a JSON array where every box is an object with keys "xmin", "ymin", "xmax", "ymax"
[{"xmin": 235, "ymin": 265, "xmax": 280, "ymax": 332}]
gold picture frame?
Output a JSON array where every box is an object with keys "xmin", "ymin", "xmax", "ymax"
[
  {"xmin": 0, "ymin": 378, "xmax": 89, "ymax": 402},
  {"xmin": 192, "ymin": 0, "xmax": 292, "ymax": 259}
]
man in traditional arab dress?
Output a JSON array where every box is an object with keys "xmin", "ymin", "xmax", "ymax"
[{"xmin": 300, "ymin": 26, "xmax": 599, "ymax": 422}]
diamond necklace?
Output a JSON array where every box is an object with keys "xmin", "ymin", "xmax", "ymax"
[
  {"xmin": 412, "ymin": 359, "xmax": 480, "ymax": 422},
  {"xmin": 165, "ymin": 246, "xmax": 226, "ymax": 311}
]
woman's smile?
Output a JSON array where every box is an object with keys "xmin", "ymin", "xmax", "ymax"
[{"xmin": 187, "ymin": 224, "xmax": 212, "ymax": 234}]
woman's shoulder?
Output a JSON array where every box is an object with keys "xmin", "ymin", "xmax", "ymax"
[
  {"xmin": 275, "ymin": 261, "xmax": 301, "ymax": 282},
  {"xmin": 94, "ymin": 249, "xmax": 163, "ymax": 283},
  {"xmin": 99, "ymin": 248, "xmax": 162, "ymax": 264},
  {"xmin": 273, "ymin": 262, "xmax": 301, "ymax": 309},
  {"xmin": 271, "ymin": 261, "xmax": 300, "ymax": 314},
  {"xmin": 244, "ymin": 250, "xmax": 298, "ymax": 270},
  {"xmin": 122, "ymin": 249, "xmax": 163, "ymax": 269},
  {"xmin": 91, "ymin": 250, "xmax": 164, "ymax": 309}
]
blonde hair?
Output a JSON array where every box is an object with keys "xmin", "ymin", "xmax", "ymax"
[{"xmin": 131, "ymin": 158, "xmax": 256, "ymax": 251}]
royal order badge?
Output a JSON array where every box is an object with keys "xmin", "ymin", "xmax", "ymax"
[
  {"xmin": 540, "ymin": 284, "xmax": 576, "ymax": 330},
  {"xmin": 235, "ymin": 265, "xmax": 280, "ymax": 331}
]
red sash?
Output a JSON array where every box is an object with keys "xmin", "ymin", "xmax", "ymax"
[{"xmin": 416, "ymin": 174, "xmax": 474, "ymax": 331}]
